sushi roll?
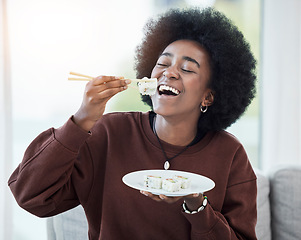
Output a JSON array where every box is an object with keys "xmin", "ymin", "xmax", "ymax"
[
  {"xmin": 162, "ymin": 178, "xmax": 181, "ymax": 192},
  {"xmin": 138, "ymin": 77, "xmax": 157, "ymax": 95},
  {"xmin": 144, "ymin": 175, "xmax": 162, "ymax": 189},
  {"xmin": 173, "ymin": 175, "xmax": 191, "ymax": 189}
]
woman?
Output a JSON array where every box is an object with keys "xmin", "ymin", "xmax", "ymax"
[{"xmin": 9, "ymin": 8, "xmax": 257, "ymax": 240}]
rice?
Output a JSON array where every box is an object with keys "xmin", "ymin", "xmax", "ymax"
[
  {"xmin": 138, "ymin": 77, "xmax": 157, "ymax": 95},
  {"xmin": 173, "ymin": 175, "xmax": 191, "ymax": 189},
  {"xmin": 144, "ymin": 175, "xmax": 162, "ymax": 189},
  {"xmin": 143, "ymin": 174, "xmax": 191, "ymax": 192},
  {"xmin": 162, "ymin": 178, "xmax": 181, "ymax": 192}
]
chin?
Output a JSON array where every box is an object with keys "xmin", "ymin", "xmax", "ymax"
[
  {"xmin": 151, "ymin": 97, "xmax": 182, "ymax": 117},
  {"xmin": 152, "ymin": 106, "xmax": 178, "ymax": 117}
]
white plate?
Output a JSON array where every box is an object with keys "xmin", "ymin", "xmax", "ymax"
[{"xmin": 122, "ymin": 169, "xmax": 215, "ymax": 197}]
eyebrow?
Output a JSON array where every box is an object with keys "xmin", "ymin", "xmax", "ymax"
[
  {"xmin": 160, "ymin": 52, "xmax": 200, "ymax": 68},
  {"xmin": 183, "ymin": 56, "xmax": 200, "ymax": 68}
]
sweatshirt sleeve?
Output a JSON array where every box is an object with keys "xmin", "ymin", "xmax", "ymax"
[
  {"xmin": 8, "ymin": 117, "xmax": 94, "ymax": 217},
  {"xmin": 183, "ymin": 146, "xmax": 257, "ymax": 240}
]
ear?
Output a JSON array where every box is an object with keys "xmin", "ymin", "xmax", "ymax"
[{"xmin": 201, "ymin": 90, "xmax": 214, "ymax": 107}]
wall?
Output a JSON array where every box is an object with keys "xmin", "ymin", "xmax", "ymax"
[
  {"xmin": 0, "ymin": 0, "xmax": 13, "ymax": 239},
  {"xmin": 260, "ymin": 0, "xmax": 301, "ymax": 171}
]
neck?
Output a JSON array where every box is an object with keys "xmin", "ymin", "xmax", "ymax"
[{"xmin": 154, "ymin": 114, "xmax": 199, "ymax": 146}]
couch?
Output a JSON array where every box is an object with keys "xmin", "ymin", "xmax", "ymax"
[{"xmin": 47, "ymin": 165, "xmax": 301, "ymax": 240}]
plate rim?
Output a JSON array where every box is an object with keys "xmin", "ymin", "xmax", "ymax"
[{"xmin": 122, "ymin": 169, "xmax": 215, "ymax": 196}]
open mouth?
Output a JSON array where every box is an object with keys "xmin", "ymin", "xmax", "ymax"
[{"xmin": 158, "ymin": 85, "xmax": 181, "ymax": 96}]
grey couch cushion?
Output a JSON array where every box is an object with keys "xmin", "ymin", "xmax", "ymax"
[
  {"xmin": 47, "ymin": 205, "xmax": 88, "ymax": 240},
  {"xmin": 270, "ymin": 165, "xmax": 301, "ymax": 240},
  {"xmin": 255, "ymin": 168, "xmax": 271, "ymax": 240}
]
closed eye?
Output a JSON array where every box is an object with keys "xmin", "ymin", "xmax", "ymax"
[
  {"xmin": 182, "ymin": 68, "xmax": 194, "ymax": 73},
  {"xmin": 157, "ymin": 63, "xmax": 168, "ymax": 67}
]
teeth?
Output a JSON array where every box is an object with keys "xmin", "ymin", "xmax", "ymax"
[{"xmin": 159, "ymin": 85, "xmax": 180, "ymax": 95}]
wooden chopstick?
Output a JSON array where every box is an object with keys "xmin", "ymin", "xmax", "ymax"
[
  {"xmin": 69, "ymin": 72, "xmax": 94, "ymax": 79},
  {"xmin": 68, "ymin": 77, "xmax": 91, "ymax": 81},
  {"xmin": 68, "ymin": 72, "xmax": 139, "ymax": 90},
  {"xmin": 68, "ymin": 72, "xmax": 156, "ymax": 85}
]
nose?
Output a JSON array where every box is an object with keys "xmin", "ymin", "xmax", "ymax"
[{"xmin": 163, "ymin": 66, "xmax": 179, "ymax": 79}]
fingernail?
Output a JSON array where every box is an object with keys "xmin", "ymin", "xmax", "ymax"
[
  {"xmin": 140, "ymin": 190, "xmax": 148, "ymax": 196},
  {"xmin": 125, "ymin": 79, "xmax": 131, "ymax": 84},
  {"xmin": 193, "ymin": 193, "xmax": 200, "ymax": 197},
  {"xmin": 159, "ymin": 195, "xmax": 165, "ymax": 200}
]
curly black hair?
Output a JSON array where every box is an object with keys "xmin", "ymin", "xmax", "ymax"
[{"xmin": 134, "ymin": 7, "xmax": 257, "ymax": 132}]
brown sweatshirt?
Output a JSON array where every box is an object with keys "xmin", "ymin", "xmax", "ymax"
[{"xmin": 8, "ymin": 111, "xmax": 257, "ymax": 240}]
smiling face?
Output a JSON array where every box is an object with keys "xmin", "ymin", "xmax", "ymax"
[{"xmin": 150, "ymin": 39, "xmax": 213, "ymax": 120}]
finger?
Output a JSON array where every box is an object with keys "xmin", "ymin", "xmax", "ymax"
[
  {"xmin": 96, "ymin": 85, "xmax": 128, "ymax": 99},
  {"xmin": 96, "ymin": 79, "xmax": 131, "ymax": 92},
  {"xmin": 159, "ymin": 195, "xmax": 182, "ymax": 204},
  {"xmin": 93, "ymin": 76, "xmax": 125, "ymax": 86},
  {"xmin": 140, "ymin": 190, "xmax": 149, "ymax": 197},
  {"xmin": 93, "ymin": 75, "xmax": 114, "ymax": 85},
  {"xmin": 159, "ymin": 194, "xmax": 201, "ymax": 204},
  {"xmin": 183, "ymin": 193, "xmax": 200, "ymax": 198},
  {"xmin": 182, "ymin": 193, "xmax": 202, "ymax": 203},
  {"xmin": 140, "ymin": 191, "xmax": 162, "ymax": 202}
]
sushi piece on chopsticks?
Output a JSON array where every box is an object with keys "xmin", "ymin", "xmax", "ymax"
[
  {"xmin": 68, "ymin": 72, "xmax": 157, "ymax": 96},
  {"xmin": 136, "ymin": 77, "xmax": 157, "ymax": 96}
]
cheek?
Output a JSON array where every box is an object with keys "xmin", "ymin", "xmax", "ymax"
[
  {"xmin": 184, "ymin": 78, "xmax": 202, "ymax": 92},
  {"xmin": 151, "ymin": 66, "xmax": 162, "ymax": 78},
  {"xmin": 184, "ymin": 81, "xmax": 206, "ymax": 103},
  {"xmin": 150, "ymin": 69, "xmax": 155, "ymax": 78}
]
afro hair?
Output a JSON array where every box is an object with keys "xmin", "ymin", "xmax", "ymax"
[{"xmin": 134, "ymin": 7, "xmax": 257, "ymax": 131}]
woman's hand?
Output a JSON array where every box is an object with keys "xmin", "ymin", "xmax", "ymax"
[
  {"xmin": 140, "ymin": 190, "xmax": 204, "ymax": 211},
  {"xmin": 73, "ymin": 75, "xmax": 130, "ymax": 131}
]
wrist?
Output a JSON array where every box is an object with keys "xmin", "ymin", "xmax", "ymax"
[
  {"xmin": 72, "ymin": 114, "xmax": 97, "ymax": 132},
  {"xmin": 183, "ymin": 193, "xmax": 203, "ymax": 210},
  {"xmin": 182, "ymin": 196, "xmax": 208, "ymax": 214}
]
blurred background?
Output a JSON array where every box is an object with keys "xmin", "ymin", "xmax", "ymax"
[{"xmin": 1, "ymin": 0, "xmax": 300, "ymax": 239}]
